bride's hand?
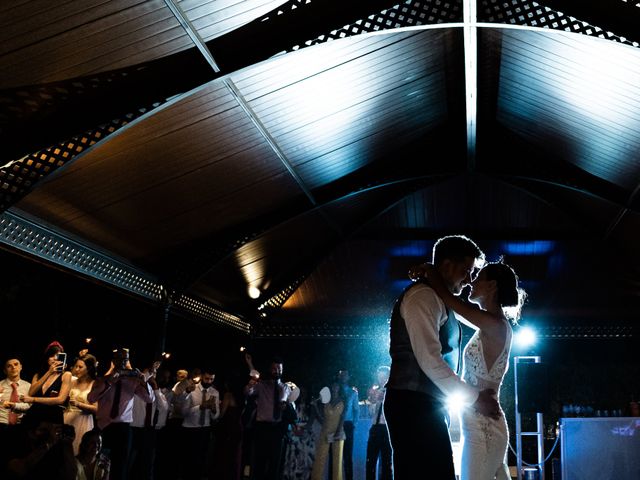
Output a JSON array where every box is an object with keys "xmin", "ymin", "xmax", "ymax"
[{"xmin": 473, "ymin": 389, "xmax": 500, "ymax": 419}]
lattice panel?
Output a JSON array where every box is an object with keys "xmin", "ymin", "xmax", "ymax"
[
  {"xmin": 257, "ymin": 276, "xmax": 308, "ymax": 314},
  {"xmin": 0, "ymin": 211, "xmax": 253, "ymax": 333},
  {"xmin": 302, "ymin": 0, "xmax": 462, "ymax": 49},
  {"xmin": 0, "ymin": 68, "xmax": 147, "ymax": 126},
  {"xmin": 0, "ymin": 211, "xmax": 164, "ymax": 301},
  {"xmin": 479, "ymin": 0, "xmax": 640, "ymax": 48},
  {"xmin": 258, "ymin": 0, "xmax": 463, "ymax": 51},
  {"xmin": 0, "ymin": 104, "xmax": 162, "ymax": 212},
  {"xmin": 173, "ymin": 294, "xmax": 251, "ymax": 333}
]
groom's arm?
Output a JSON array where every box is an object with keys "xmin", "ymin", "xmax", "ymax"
[
  {"xmin": 402, "ymin": 284, "xmax": 479, "ymax": 405},
  {"xmin": 452, "ymin": 311, "xmax": 479, "ymax": 331}
]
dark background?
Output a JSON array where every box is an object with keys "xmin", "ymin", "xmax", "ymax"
[
  {"xmin": 2, "ymin": 242, "xmax": 639, "ymax": 471},
  {"xmin": 3, "ymin": 244, "xmax": 638, "ymax": 410}
]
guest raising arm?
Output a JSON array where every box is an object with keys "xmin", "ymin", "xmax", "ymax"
[{"xmin": 21, "ymin": 341, "xmax": 72, "ymax": 428}]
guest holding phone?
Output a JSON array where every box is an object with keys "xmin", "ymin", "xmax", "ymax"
[{"xmin": 21, "ymin": 341, "xmax": 72, "ymax": 428}]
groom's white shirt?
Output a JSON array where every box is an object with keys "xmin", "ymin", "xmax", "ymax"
[{"xmin": 400, "ymin": 283, "xmax": 479, "ymax": 404}]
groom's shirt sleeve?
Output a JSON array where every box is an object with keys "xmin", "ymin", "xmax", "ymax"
[{"xmin": 401, "ymin": 283, "xmax": 479, "ymax": 405}]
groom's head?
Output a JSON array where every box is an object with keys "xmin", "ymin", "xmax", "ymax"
[{"xmin": 433, "ymin": 235, "xmax": 485, "ymax": 295}]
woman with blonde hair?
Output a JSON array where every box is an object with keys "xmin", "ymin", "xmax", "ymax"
[{"xmin": 311, "ymin": 381, "xmax": 346, "ymax": 480}]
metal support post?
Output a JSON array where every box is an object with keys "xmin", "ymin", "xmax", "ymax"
[{"xmin": 514, "ymin": 355, "xmax": 545, "ymax": 480}]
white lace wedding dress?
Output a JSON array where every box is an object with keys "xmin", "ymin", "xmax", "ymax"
[{"xmin": 460, "ymin": 322, "xmax": 513, "ymax": 480}]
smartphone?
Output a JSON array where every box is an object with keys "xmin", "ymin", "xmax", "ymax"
[{"xmin": 55, "ymin": 352, "xmax": 67, "ymax": 372}]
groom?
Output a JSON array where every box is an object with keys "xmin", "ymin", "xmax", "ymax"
[{"xmin": 384, "ymin": 235, "xmax": 500, "ymax": 479}]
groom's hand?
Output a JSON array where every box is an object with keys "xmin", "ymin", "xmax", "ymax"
[{"xmin": 473, "ymin": 389, "xmax": 500, "ymax": 419}]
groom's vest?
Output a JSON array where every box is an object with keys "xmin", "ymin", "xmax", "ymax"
[{"xmin": 387, "ymin": 279, "xmax": 462, "ymax": 404}]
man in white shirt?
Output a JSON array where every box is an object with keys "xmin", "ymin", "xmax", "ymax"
[
  {"xmin": 385, "ymin": 235, "xmax": 499, "ymax": 479},
  {"xmin": 129, "ymin": 364, "xmax": 168, "ymax": 480},
  {"xmin": 1, "ymin": 358, "xmax": 31, "ymax": 426},
  {"xmin": 0, "ymin": 357, "xmax": 31, "ymax": 470},
  {"xmin": 88, "ymin": 348, "xmax": 154, "ymax": 480},
  {"xmin": 180, "ymin": 369, "xmax": 219, "ymax": 479},
  {"xmin": 153, "ymin": 369, "xmax": 176, "ymax": 480}
]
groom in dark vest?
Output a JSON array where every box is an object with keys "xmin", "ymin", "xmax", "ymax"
[{"xmin": 384, "ymin": 235, "xmax": 500, "ymax": 479}]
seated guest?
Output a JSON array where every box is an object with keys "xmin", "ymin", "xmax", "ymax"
[
  {"xmin": 88, "ymin": 347, "xmax": 153, "ymax": 480},
  {"xmin": 6, "ymin": 420, "xmax": 77, "ymax": 480},
  {"xmin": 75, "ymin": 429, "xmax": 110, "ymax": 480}
]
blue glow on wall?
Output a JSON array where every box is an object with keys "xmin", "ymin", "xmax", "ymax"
[
  {"xmin": 392, "ymin": 280, "xmax": 412, "ymax": 293},
  {"xmin": 502, "ymin": 240, "xmax": 555, "ymax": 255},
  {"xmin": 390, "ymin": 243, "xmax": 429, "ymax": 257}
]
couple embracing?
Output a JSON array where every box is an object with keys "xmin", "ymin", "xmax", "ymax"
[{"xmin": 385, "ymin": 235, "xmax": 525, "ymax": 480}]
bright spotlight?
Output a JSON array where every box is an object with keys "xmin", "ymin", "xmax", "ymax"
[
  {"xmin": 446, "ymin": 393, "xmax": 465, "ymax": 414},
  {"xmin": 248, "ymin": 286, "xmax": 261, "ymax": 299},
  {"xmin": 515, "ymin": 326, "xmax": 536, "ymax": 348}
]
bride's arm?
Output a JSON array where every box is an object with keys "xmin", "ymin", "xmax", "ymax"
[
  {"xmin": 414, "ymin": 263, "xmax": 499, "ymax": 331},
  {"xmin": 452, "ymin": 311, "xmax": 479, "ymax": 331}
]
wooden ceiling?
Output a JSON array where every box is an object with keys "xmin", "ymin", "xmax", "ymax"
[{"xmin": 1, "ymin": 0, "xmax": 639, "ymax": 333}]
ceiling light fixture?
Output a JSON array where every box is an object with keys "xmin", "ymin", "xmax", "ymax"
[{"xmin": 248, "ymin": 285, "xmax": 261, "ymax": 299}]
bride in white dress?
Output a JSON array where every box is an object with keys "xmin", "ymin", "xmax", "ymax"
[{"xmin": 419, "ymin": 261, "xmax": 525, "ymax": 480}]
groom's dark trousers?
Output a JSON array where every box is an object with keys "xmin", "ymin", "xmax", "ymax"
[{"xmin": 384, "ymin": 388, "xmax": 455, "ymax": 480}]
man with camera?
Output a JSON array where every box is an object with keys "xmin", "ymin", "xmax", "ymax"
[{"xmin": 88, "ymin": 348, "xmax": 154, "ymax": 480}]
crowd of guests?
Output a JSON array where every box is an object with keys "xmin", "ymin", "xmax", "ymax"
[{"xmin": 0, "ymin": 341, "xmax": 392, "ymax": 480}]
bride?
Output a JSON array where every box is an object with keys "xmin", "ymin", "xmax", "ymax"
[{"xmin": 414, "ymin": 260, "xmax": 525, "ymax": 480}]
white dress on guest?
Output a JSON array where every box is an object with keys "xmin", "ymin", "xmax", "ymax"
[
  {"xmin": 460, "ymin": 323, "xmax": 513, "ymax": 480},
  {"xmin": 64, "ymin": 378, "xmax": 95, "ymax": 455}
]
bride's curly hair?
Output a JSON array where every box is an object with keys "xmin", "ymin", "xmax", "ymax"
[{"xmin": 482, "ymin": 259, "xmax": 527, "ymax": 324}]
